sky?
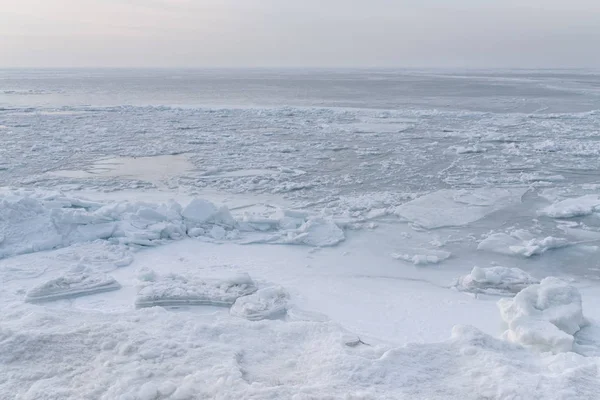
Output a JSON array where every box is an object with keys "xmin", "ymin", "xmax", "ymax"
[{"xmin": 1, "ymin": 0, "xmax": 600, "ymax": 68}]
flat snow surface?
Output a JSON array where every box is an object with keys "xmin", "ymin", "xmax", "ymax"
[{"xmin": 2, "ymin": 69, "xmax": 600, "ymax": 399}]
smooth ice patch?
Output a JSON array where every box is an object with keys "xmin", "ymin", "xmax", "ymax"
[
  {"xmin": 49, "ymin": 154, "xmax": 195, "ymax": 186},
  {"xmin": 135, "ymin": 271, "xmax": 257, "ymax": 308},
  {"xmin": 25, "ymin": 268, "xmax": 121, "ymax": 303},
  {"xmin": 498, "ymin": 277, "xmax": 586, "ymax": 353},
  {"xmin": 453, "ymin": 266, "xmax": 539, "ymax": 295},
  {"xmin": 230, "ymin": 286, "xmax": 290, "ymax": 321},
  {"xmin": 394, "ymin": 188, "xmax": 527, "ymax": 229}
]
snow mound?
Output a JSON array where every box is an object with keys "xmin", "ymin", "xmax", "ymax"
[
  {"xmin": 498, "ymin": 277, "xmax": 586, "ymax": 353},
  {"xmin": 25, "ymin": 267, "xmax": 121, "ymax": 303},
  {"xmin": 230, "ymin": 286, "xmax": 290, "ymax": 321},
  {"xmin": 394, "ymin": 188, "xmax": 527, "ymax": 229},
  {"xmin": 477, "ymin": 231, "xmax": 568, "ymax": 257},
  {"xmin": 539, "ymin": 194, "xmax": 600, "ymax": 218},
  {"xmin": 453, "ymin": 266, "xmax": 539, "ymax": 295},
  {"xmin": 135, "ymin": 271, "xmax": 258, "ymax": 308}
]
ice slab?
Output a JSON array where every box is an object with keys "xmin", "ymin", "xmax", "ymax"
[
  {"xmin": 498, "ymin": 277, "xmax": 585, "ymax": 353},
  {"xmin": 478, "ymin": 232, "xmax": 568, "ymax": 257},
  {"xmin": 135, "ymin": 271, "xmax": 258, "ymax": 308},
  {"xmin": 230, "ymin": 286, "xmax": 290, "ymax": 321},
  {"xmin": 539, "ymin": 194, "xmax": 600, "ymax": 218},
  {"xmin": 391, "ymin": 249, "xmax": 451, "ymax": 265},
  {"xmin": 25, "ymin": 269, "xmax": 121, "ymax": 303},
  {"xmin": 453, "ymin": 266, "xmax": 539, "ymax": 295},
  {"xmin": 394, "ymin": 188, "xmax": 527, "ymax": 229}
]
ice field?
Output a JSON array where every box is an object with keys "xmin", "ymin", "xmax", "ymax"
[{"xmin": 1, "ymin": 69, "xmax": 600, "ymax": 399}]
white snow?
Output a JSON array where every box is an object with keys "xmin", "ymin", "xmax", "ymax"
[
  {"xmin": 453, "ymin": 266, "xmax": 539, "ymax": 295},
  {"xmin": 135, "ymin": 271, "xmax": 258, "ymax": 308},
  {"xmin": 498, "ymin": 277, "xmax": 586, "ymax": 353},
  {"xmin": 230, "ymin": 286, "xmax": 290, "ymax": 321},
  {"xmin": 392, "ymin": 249, "xmax": 452, "ymax": 265}
]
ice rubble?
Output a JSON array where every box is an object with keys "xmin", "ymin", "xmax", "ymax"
[
  {"xmin": 453, "ymin": 266, "xmax": 539, "ymax": 295},
  {"xmin": 0, "ymin": 190, "xmax": 346, "ymax": 259},
  {"xmin": 394, "ymin": 188, "xmax": 527, "ymax": 229},
  {"xmin": 135, "ymin": 271, "xmax": 258, "ymax": 308},
  {"xmin": 539, "ymin": 194, "xmax": 600, "ymax": 218},
  {"xmin": 477, "ymin": 230, "xmax": 568, "ymax": 257},
  {"xmin": 25, "ymin": 267, "xmax": 121, "ymax": 303},
  {"xmin": 230, "ymin": 286, "xmax": 290, "ymax": 321},
  {"xmin": 498, "ymin": 277, "xmax": 586, "ymax": 354}
]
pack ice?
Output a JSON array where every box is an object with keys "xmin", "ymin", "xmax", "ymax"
[{"xmin": 0, "ymin": 190, "xmax": 346, "ymax": 259}]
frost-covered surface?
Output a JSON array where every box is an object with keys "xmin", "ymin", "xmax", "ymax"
[
  {"xmin": 25, "ymin": 267, "xmax": 120, "ymax": 303},
  {"xmin": 498, "ymin": 277, "xmax": 586, "ymax": 354},
  {"xmin": 453, "ymin": 266, "xmax": 539, "ymax": 295},
  {"xmin": 135, "ymin": 271, "xmax": 258, "ymax": 308},
  {"xmin": 230, "ymin": 286, "xmax": 290, "ymax": 321},
  {"xmin": 3, "ymin": 69, "xmax": 600, "ymax": 398}
]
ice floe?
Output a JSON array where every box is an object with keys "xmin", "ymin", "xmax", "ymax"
[
  {"xmin": 135, "ymin": 271, "xmax": 258, "ymax": 308},
  {"xmin": 230, "ymin": 286, "xmax": 290, "ymax": 321},
  {"xmin": 477, "ymin": 231, "xmax": 568, "ymax": 257},
  {"xmin": 498, "ymin": 277, "xmax": 586, "ymax": 353},
  {"xmin": 453, "ymin": 266, "xmax": 539, "ymax": 295},
  {"xmin": 394, "ymin": 188, "xmax": 527, "ymax": 229},
  {"xmin": 539, "ymin": 194, "xmax": 600, "ymax": 218},
  {"xmin": 25, "ymin": 267, "xmax": 121, "ymax": 303}
]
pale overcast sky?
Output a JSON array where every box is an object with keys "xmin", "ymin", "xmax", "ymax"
[{"xmin": 1, "ymin": 0, "xmax": 600, "ymax": 68}]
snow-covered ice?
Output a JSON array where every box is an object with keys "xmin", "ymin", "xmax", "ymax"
[
  {"xmin": 135, "ymin": 271, "xmax": 258, "ymax": 308},
  {"xmin": 453, "ymin": 266, "xmax": 539, "ymax": 295},
  {"xmin": 498, "ymin": 277, "xmax": 586, "ymax": 353},
  {"xmin": 25, "ymin": 267, "xmax": 121, "ymax": 303},
  {"xmin": 230, "ymin": 286, "xmax": 290, "ymax": 321}
]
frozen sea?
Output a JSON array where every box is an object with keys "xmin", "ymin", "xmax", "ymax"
[{"xmin": 1, "ymin": 69, "xmax": 600, "ymax": 399}]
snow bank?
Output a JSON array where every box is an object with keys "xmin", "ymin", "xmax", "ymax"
[
  {"xmin": 453, "ymin": 266, "xmax": 539, "ymax": 295},
  {"xmin": 25, "ymin": 267, "xmax": 120, "ymax": 303},
  {"xmin": 0, "ymin": 190, "xmax": 346, "ymax": 259},
  {"xmin": 498, "ymin": 277, "xmax": 586, "ymax": 353},
  {"xmin": 477, "ymin": 231, "xmax": 568, "ymax": 257},
  {"xmin": 394, "ymin": 188, "xmax": 527, "ymax": 229},
  {"xmin": 230, "ymin": 286, "xmax": 290, "ymax": 321},
  {"xmin": 539, "ymin": 194, "xmax": 600, "ymax": 218},
  {"xmin": 2, "ymin": 306, "xmax": 599, "ymax": 399},
  {"xmin": 135, "ymin": 271, "xmax": 257, "ymax": 308}
]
